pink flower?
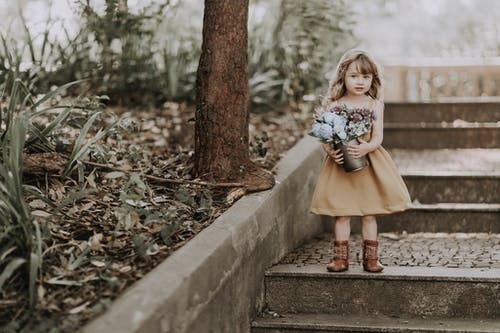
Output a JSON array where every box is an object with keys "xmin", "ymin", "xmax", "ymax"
[
  {"xmin": 352, "ymin": 113, "xmax": 363, "ymax": 121},
  {"xmin": 333, "ymin": 105, "xmax": 344, "ymax": 113}
]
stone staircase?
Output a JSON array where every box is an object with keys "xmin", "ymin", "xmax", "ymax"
[
  {"xmin": 378, "ymin": 103, "xmax": 500, "ymax": 234},
  {"xmin": 383, "ymin": 103, "xmax": 500, "ymax": 149},
  {"xmin": 250, "ymin": 102, "xmax": 500, "ymax": 332}
]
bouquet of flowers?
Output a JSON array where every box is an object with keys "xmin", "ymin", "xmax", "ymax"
[
  {"xmin": 309, "ymin": 103, "xmax": 375, "ymax": 144},
  {"xmin": 309, "ymin": 103, "xmax": 376, "ymax": 172}
]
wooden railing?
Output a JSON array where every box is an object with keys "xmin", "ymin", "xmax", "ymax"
[{"xmin": 381, "ymin": 58, "xmax": 500, "ymax": 102}]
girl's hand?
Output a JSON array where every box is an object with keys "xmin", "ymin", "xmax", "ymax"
[
  {"xmin": 323, "ymin": 144, "xmax": 344, "ymax": 164},
  {"xmin": 347, "ymin": 138, "xmax": 372, "ymax": 158}
]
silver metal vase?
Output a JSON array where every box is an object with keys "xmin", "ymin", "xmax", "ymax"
[{"xmin": 334, "ymin": 139, "xmax": 368, "ymax": 173}]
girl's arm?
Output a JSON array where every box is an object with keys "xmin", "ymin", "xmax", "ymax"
[
  {"xmin": 323, "ymin": 143, "xmax": 344, "ymax": 164},
  {"xmin": 365, "ymin": 100, "xmax": 384, "ymax": 151}
]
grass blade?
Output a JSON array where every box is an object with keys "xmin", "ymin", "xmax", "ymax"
[
  {"xmin": 31, "ymin": 80, "xmax": 84, "ymax": 110},
  {"xmin": 64, "ymin": 112, "xmax": 120, "ymax": 176},
  {"xmin": 0, "ymin": 258, "xmax": 26, "ymax": 291}
]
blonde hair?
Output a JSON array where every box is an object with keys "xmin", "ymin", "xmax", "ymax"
[{"xmin": 323, "ymin": 49, "xmax": 382, "ymax": 106}]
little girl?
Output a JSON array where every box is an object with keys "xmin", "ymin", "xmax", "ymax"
[{"xmin": 310, "ymin": 49, "xmax": 412, "ymax": 273}]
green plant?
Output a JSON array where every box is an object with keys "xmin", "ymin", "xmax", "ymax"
[
  {"xmin": 250, "ymin": 131, "xmax": 269, "ymax": 157},
  {"xmin": 64, "ymin": 109, "xmax": 120, "ymax": 181},
  {"xmin": 0, "ymin": 6, "xmax": 78, "ymax": 95},
  {"xmin": 248, "ymin": 0, "xmax": 357, "ymax": 110},
  {"xmin": 1, "ymin": 0, "xmax": 356, "ymax": 108},
  {"xmin": 1, "ymin": 1, "xmax": 187, "ymax": 105},
  {"xmin": 0, "ymin": 78, "xmax": 112, "ymax": 155},
  {"xmin": 71, "ymin": 0, "xmax": 173, "ymax": 104},
  {"xmin": 0, "ymin": 75, "xmax": 119, "ymax": 318},
  {"xmin": 0, "ymin": 110, "xmax": 42, "ymax": 310}
]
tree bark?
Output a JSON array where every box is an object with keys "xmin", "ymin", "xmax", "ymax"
[
  {"xmin": 194, "ymin": 0, "xmax": 274, "ymax": 191},
  {"xmin": 195, "ymin": 0, "xmax": 250, "ymax": 181}
]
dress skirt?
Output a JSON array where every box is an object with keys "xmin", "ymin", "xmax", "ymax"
[{"xmin": 310, "ymin": 145, "xmax": 412, "ymax": 217}]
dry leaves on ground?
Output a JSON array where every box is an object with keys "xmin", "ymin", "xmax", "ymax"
[{"xmin": 1, "ymin": 101, "xmax": 310, "ymax": 332}]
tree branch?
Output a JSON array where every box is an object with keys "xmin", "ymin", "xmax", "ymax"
[{"xmin": 81, "ymin": 160, "xmax": 244, "ymax": 188}]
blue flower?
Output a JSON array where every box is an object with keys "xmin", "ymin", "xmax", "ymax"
[
  {"xmin": 320, "ymin": 112, "xmax": 337, "ymax": 125},
  {"xmin": 317, "ymin": 123, "xmax": 333, "ymax": 141},
  {"xmin": 334, "ymin": 128, "xmax": 347, "ymax": 140},
  {"xmin": 332, "ymin": 113, "xmax": 347, "ymax": 127},
  {"xmin": 310, "ymin": 123, "xmax": 323, "ymax": 138},
  {"xmin": 310, "ymin": 122, "xmax": 334, "ymax": 142}
]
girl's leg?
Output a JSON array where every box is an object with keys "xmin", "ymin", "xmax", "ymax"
[
  {"xmin": 361, "ymin": 215, "xmax": 377, "ymax": 240},
  {"xmin": 361, "ymin": 215, "xmax": 384, "ymax": 272},
  {"xmin": 327, "ymin": 216, "xmax": 351, "ymax": 272},
  {"xmin": 334, "ymin": 216, "xmax": 351, "ymax": 241}
]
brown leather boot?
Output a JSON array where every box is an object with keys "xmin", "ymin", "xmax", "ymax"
[
  {"xmin": 326, "ymin": 240, "xmax": 349, "ymax": 272},
  {"xmin": 363, "ymin": 240, "xmax": 384, "ymax": 273}
]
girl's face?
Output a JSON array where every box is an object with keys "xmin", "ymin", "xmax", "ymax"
[{"xmin": 344, "ymin": 61, "xmax": 373, "ymax": 97}]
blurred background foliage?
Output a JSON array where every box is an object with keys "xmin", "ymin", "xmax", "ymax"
[
  {"xmin": 0, "ymin": 0, "xmax": 499, "ymax": 107},
  {"xmin": 248, "ymin": 0, "xmax": 356, "ymax": 110},
  {"xmin": 0, "ymin": 0, "xmax": 356, "ymax": 108}
]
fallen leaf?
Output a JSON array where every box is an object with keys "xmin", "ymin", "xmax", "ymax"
[
  {"xmin": 86, "ymin": 172, "xmax": 97, "ymax": 189},
  {"xmin": 90, "ymin": 233, "xmax": 103, "ymax": 251},
  {"xmin": 31, "ymin": 210, "xmax": 52, "ymax": 218},
  {"xmin": 69, "ymin": 301, "xmax": 91, "ymax": 314},
  {"xmin": 152, "ymin": 196, "xmax": 168, "ymax": 204},
  {"xmin": 125, "ymin": 199, "xmax": 149, "ymax": 208},
  {"xmin": 38, "ymin": 284, "xmax": 46, "ymax": 302},
  {"xmin": 90, "ymin": 260, "xmax": 106, "ymax": 267},
  {"xmin": 81, "ymin": 201, "xmax": 95, "ymax": 211},
  {"xmin": 119, "ymin": 265, "xmax": 132, "ymax": 273},
  {"xmin": 46, "ymin": 277, "xmax": 83, "ymax": 286},
  {"xmin": 29, "ymin": 199, "xmax": 47, "ymax": 209},
  {"xmin": 105, "ymin": 171, "xmax": 125, "ymax": 179},
  {"xmin": 146, "ymin": 244, "xmax": 160, "ymax": 256}
]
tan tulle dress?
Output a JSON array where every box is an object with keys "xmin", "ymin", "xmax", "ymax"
[{"xmin": 310, "ymin": 106, "xmax": 412, "ymax": 217}]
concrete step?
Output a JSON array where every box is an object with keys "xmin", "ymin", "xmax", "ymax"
[
  {"xmin": 402, "ymin": 171, "xmax": 500, "ymax": 203},
  {"xmin": 389, "ymin": 149, "xmax": 500, "ymax": 173},
  {"xmin": 383, "ymin": 122, "xmax": 499, "ymax": 149},
  {"xmin": 263, "ymin": 265, "xmax": 500, "ymax": 319},
  {"xmin": 384, "ymin": 102, "xmax": 500, "ymax": 123},
  {"xmin": 373, "ymin": 203, "xmax": 500, "ymax": 233},
  {"xmin": 252, "ymin": 313, "xmax": 500, "ymax": 333}
]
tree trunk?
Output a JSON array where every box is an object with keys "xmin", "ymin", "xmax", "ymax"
[
  {"xmin": 195, "ymin": 0, "xmax": 250, "ymax": 181},
  {"xmin": 194, "ymin": 0, "xmax": 274, "ymax": 191}
]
